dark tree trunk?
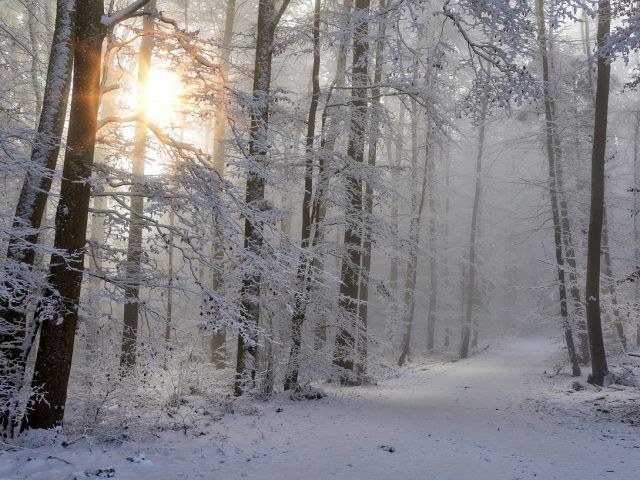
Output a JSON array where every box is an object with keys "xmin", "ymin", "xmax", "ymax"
[
  {"xmin": 333, "ymin": 0, "xmax": 370, "ymax": 384},
  {"xmin": 634, "ymin": 111, "xmax": 640, "ymax": 348},
  {"xmin": 356, "ymin": 0, "xmax": 386, "ymax": 378},
  {"xmin": 584, "ymin": 0, "xmax": 611, "ymax": 386},
  {"xmin": 235, "ymin": 0, "xmax": 288, "ymax": 395},
  {"xmin": 535, "ymin": 0, "xmax": 581, "ymax": 375},
  {"xmin": 0, "ymin": 0, "xmax": 76, "ymax": 437},
  {"xmin": 283, "ymin": 0, "xmax": 321, "ymax": 391},
  {"xmin": 25, "ymin": 0, "xmax": 105, "ymax": 430}
]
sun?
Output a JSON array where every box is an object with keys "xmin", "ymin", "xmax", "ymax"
[{"xmin": 140, "ymin": 67, "xmax": 184, "ymax": 128}]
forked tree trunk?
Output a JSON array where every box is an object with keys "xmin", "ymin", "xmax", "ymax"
[
  {"xmin": 333, "ymin": 0, "xmax": 370, "ymax": 384},
  {"xmin": 25, "ymin": 0, "xmax": 105, "ymax": 430},
  {"xmin": 584, "ymin": 0, "xmax": 611, "ymax": 386},
  {"xmin": 535, "ymin": 0, "xmax": 581, "ymax": 375},
  {"xmin": 120, "ymin": 0, "xmax": 156, "ymax": 370},
  {"xmin": 0, "ymin": 0, "xmax": 76, "ymax": 438}
]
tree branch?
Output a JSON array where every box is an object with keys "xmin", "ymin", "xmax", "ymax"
[{"xmin": 101, "ymin": 0, "xmax": 153, "ymax": 27}]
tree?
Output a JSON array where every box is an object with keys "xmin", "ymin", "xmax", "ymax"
[
  {"xmin": 333, "ymin": 0, "xmax": 371, "ymax": 384},
  {"xmin": 25, "ymin": 0, "xmax": 106, "ymax": 430},
  {"xmin": 584, "ymin": 0, "xmax": 612, "ymax": 386},
  {"xmin": 209, "ymin": 0, "xmax": 237, "ymax": 369},
  {"xmin": 397, "ymin": 103, "xmax": 429, "ymax": 367},
  {"xmin": 120, "ymin": 0, "xmax": 156, "ymax": 370},
  {"xmin": 234, "ymin": 0, "xmax": 291, "ymax": 396},
  {"xmin": 460, "ymin": 98, "xmax": 487, "ymax": 360},
  {"xmin": 0, "ymin": 0, "xmax": 76, "ymax": 438},
  {"xmin": 25, "ymin": 0, "xmax": 156, "ymax": 430},
  {"xmin": 534, "ymin": 0, "xmax": 581, "ymax": 375},
  {"xmin": 283, "ymin": 0, "xmax": 321, "ymax": 391}
]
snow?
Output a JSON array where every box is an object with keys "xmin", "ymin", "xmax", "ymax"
[{"xmin": 1, "ymin": 333, "xmax": 638, "ymax": 479}]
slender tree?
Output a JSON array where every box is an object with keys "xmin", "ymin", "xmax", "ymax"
[
  {"xmin": 120, "ymin": 0, "xmax": 156, "ymax": 369},
  {"xmin": 584, "ymin": 0, "xmax": 611, "ymax": 386},
  {"xmin": 235, "ymin": 0, "xmax": 291, "ymax": 396},
  {"xmin": 209, "ymin": 0, "xmax": 237, "ymax": 368},
  {"xmin": 460, "ymin": 99, "xmax": 487, "ymax": 360},
  {"xmin": 283, "ymin": 0, "xmax": 321, "ymax": 391},
  {"xmin": 535, "ymin": 0, "xmax": 581, "ymax": 375},
  {"xmin": 397, "ymin": 117, "xmax": 429, "ymax": 367}
]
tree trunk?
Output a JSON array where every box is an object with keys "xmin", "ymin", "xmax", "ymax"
[
  {"xmin": 283, "ymin": 0, "xmax": 321, "ymax": 391},
  {"xmin": 0, "ymin": 0, "xmax": 76, "ymax": 437},
  {"xmin": 25, "ymin": 0, "xmax": 105, "ymax": 430},
  {"xmin": 390, "ymin": 107, "xmax": 404, "ymax": 299},
  {"xmin": 210, "ymin": 0, "xmax": 236, "ymax": 369},
  {"xmin": 535, "ymin": 0, "xmax": 581, "ymax": 375},
  {"xmin": 584, "ymin": 0, "xmax": 611, "ymax": 386},
  {"xmin": 426, "ymin": 142, "xmax": 437, "ymax": 352},
  {"xmin": 235, "ymin": 0, "xmax": 287, "ymax": 396},
  {"xmin": 460, "ymin": 101, "xmax": 486, "ymax": 360},
  {"xmin": 86, "ymin": 39, "xmax": 118, "ymax": 353},
  {"xmin": 602, "ymin": 204, "xmax": 627, "ymax": 350},
  {"xmin": 356, "ymin": 0, "xmax": 386, "ymax": 378},
  {"xmin": 634, "ymin": 111, "xmax": 640, "ymax": 348},
  {"xmin": 120, "ymin": 0, "xmax": 155, "ymax": 370},
  {"xmin": 333, "ymin": 0, "xmax": 370, "ymax": 384},
  {"xmin": 397, "ymin": 120, "xmax": 429, "ymax": 367}
]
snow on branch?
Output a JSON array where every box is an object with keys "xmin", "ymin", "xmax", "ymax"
[{"xmin": 101, "ymin": 0, "xmax": 153, "ymax": 27}]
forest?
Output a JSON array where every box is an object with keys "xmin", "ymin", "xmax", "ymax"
[{"xmin": 0, "ymin": 0, "xmax": 639, "ymax": 478}]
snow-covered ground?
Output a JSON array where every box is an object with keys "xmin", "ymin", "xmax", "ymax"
[{"xmin": 1, "ymin": 333, "xmax": 639, "ymax": 480}]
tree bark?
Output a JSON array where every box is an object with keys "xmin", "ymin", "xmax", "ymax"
[
  {"xmin": 634, "ymin": 111, "xmax": 640, "ymax": 348},
  {"xmin": 426, "ymin": 142, "xmax": 437, "ymax": 352},
  {"xmin": 210, "ymin": 0, "xmax": 236, "ymax": 368},
  {"xmin": 0, "ymin": 0, "xmax": 76, "ymax": 437},
  {"xmin": 283, "ymin": 0, "xmax": 321, "ymax": 391},
  {"xmin": 460, "ymin": 101, "xmax": 486, "ymax": 360},
  {"xmin": 235, "ymin": 0, "xmax": 288, "ymax": 395},
  {"xmin": 356, "ymin": 0, "xmax": 386, "ymax": 378},
  {"xmin": 25, "ymin": 0, "xmax": 105, "ymax": 430},
  {"xmin": 120, "ymin": 0, "xmax": 156, "ymax": 370},
  {"xmin": 601, "ymin": 205, "xmax": 627, "ymax": 350},
  {"xmin": 535, "ymin": 0, "xmax": 581, "ymax": 375},
  {"xmin": 333, "ymin": 0, "xmax": 370, "ymax": 384},
  {"xmin": 584, "ymin": 0, "xmax": 611, "ymax": 386},
  {"xmin": 397, "ymin": 119, "xmax": 429, "ymax": 367}
]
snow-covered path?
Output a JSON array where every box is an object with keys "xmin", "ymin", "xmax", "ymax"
[{"xmin": 2, "ymin": 335, "xmax": 639, "ymax": 479}]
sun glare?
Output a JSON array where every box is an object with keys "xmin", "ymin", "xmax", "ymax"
[{"xmin": 140, "ymin": 68, "xmax": 184, "ymax": 128}]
